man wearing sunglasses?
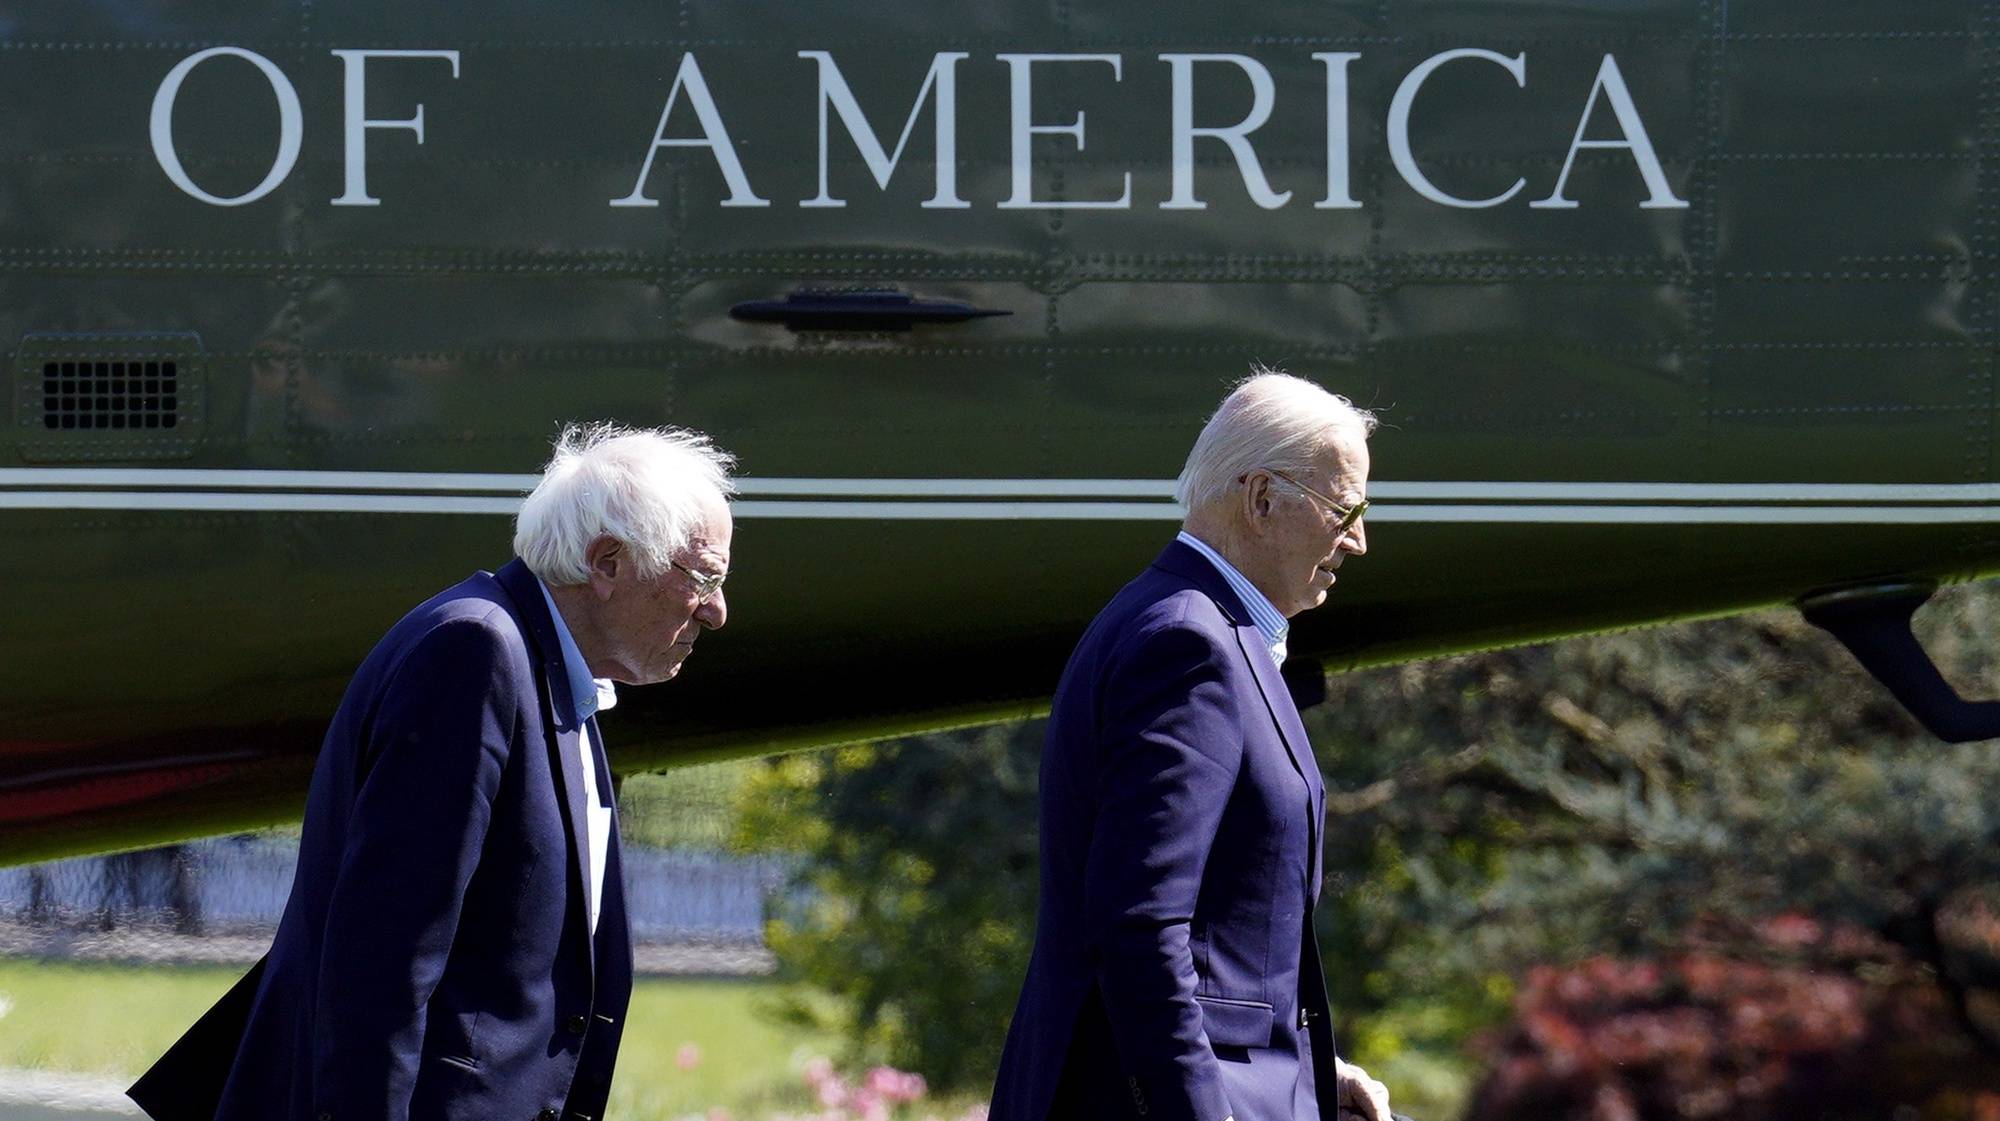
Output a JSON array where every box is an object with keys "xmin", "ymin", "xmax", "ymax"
[
  {"xmin": 992, "ymin": 370, "xmax": 1390, "ymax": 1121},
  {"xmin": 132, "ymin": 423, "xmax": 733, "ymax": 1121}
]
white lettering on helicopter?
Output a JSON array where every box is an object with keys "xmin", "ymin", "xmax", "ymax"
[
  {"xmin": 151, "ymin": 47, "xmax": 460, "ymax": 208},
  {"xmin": 329, "ymin": 50, "xmax": 463, "ymax": 208},
  {"xmin": 150, "ymin": 47, "xmax": 303, "ymax": 207},
  {"xmin": 148, "ymin": 47, "xmax": 1689, "ymax": 213},
  {"xmin": 996, "ymin": 53, "xmax": 1131, "ymax": 210},
  {"xmin": 610, "ymin": 52, "xmax": 769, "ymax": 209},
  {"xmin": 799, "ymin": 50, "xmax": 971, "ymax": 210}
]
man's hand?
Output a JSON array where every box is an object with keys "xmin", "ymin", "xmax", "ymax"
[{"xmin": 1335, "ymin": 1056, "xmax": 1393, "ymax": 1121}]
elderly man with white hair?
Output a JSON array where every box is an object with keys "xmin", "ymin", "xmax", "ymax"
[
  {"xmin": 991, "ymin": 370, "xmax": 1394, "ymax": 1121},
  {"xmin": 131, "ymin": 424, "xmax": 734, "ymax": 1121}
]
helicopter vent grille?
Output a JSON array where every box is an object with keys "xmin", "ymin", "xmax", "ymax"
[
  {"xmin": 40, "ymin": 360, "xmax": 180, "ymax": 431},
  {"xmin": 13, "ymin": 332, "xmax": 204, "ymax": 462}
]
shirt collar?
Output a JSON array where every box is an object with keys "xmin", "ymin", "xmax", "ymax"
[
  {"xmin": 1175, "ymin": 530, "xmax": 1289, "ymax": 664},
  {"xmin": 537, "ymin": 580, "xmax": 617, "ymax": 726}
]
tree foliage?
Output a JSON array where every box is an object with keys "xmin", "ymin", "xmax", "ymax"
[
  {"xmin": 733, "ymin": 723, "xmax": 1042, "ymax": 1093},
  {"xmin": 1308, "ymin": 581, "xmax": 2000, "ymax": 1115}
]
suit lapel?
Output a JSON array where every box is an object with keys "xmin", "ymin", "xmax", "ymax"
[
  {"xmin": 1238, "ymin": 626, "xmax": 1319, "ymax": 790},
  {"xmin": 1155, "ymin": 541, "xmax": 1328, "ymax": 902},
  {"xmin": 494, "ymin": 559, "xmax": 599, "ymax": 983},
  {"xmin": 1235, "ymin": 626, "xmax": 1327, "ymax": 898},
  {"xmin": 548, "ymin": 699, "xmax": 596, "ymax": 981},
  {"xmin": 592, "ymin": 722, "xmax": 633, "ymax": 1000}
]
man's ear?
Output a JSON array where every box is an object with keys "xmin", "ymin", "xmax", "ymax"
[
  {"xmin": 584, "ymin": 535, "xmax": 622, "ymax": 600},
  {"xmin": 1241, "ymin": 471, "xmax": 1275, "ymax": 529}
]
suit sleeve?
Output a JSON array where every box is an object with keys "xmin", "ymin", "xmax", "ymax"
[
  {"xmin": 312, "ymin": 615, "xmax": 524, "ymax": 1121},
  {"xmin": 1083, "ymin": 618, "xmax": 1243, "ymax": 1121}
]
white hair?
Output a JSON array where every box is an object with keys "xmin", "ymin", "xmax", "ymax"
[
  {"xmin": 1174, "ymin": 367, "xmax": 1377, "ymax": 510},
  {"xmin": 514, "ymin": 422, "xmax": 737, "ymax": 585}
]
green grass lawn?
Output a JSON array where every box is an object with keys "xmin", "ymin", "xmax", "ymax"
[
  {"xmin": 611, "ymin": 977, "xmax": 842, "ymax": 1120},
  {"xmin": 0, "ymin": 957, "xmax": 975, "ymax": 1120},
  {"xmin": 0, "ymin": 958, "xmax": 240, "ymax": 1078}
]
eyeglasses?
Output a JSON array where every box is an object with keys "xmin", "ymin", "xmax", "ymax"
[
  {"xmin": 1266, "ymin": 469, "xmax": 1368, "ymax": 533},
  {"xmin": 670, "ymin": 559, "xmax": 727, "ymax": 605}
]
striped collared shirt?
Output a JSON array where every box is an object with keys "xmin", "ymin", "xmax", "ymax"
[{"xmin": 1175, "ymin": 530, "xmax": 1288, "ymax": 665}]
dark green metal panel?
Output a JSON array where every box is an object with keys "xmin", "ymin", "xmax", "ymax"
[{"xmin": 4, "ymin": 0, "xmax": 1999, "ymax": 861}]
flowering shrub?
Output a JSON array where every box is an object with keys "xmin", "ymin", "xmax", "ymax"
[
  {"xmin": 1465, "ymin": 916, "xmax": 2000, "ymax": 1121},
  {"xmin": 742, "ymin": 1057, "xmax": 989, "ymax": 1121}
]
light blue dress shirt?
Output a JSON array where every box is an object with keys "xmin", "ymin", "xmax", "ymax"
[
  {"xmin": 536, "ymin": 581, "xmax": 615, "ymax": 935},
  {"xmin": 1175, "ymin": 530, "xmax": 1289, "ymax": 665}
]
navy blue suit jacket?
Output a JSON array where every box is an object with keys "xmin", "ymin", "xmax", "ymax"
[
  {"xmin": 990, "ymin": 541, "xmax": 1340, "ymax": 1121},
  {"xmin": 130, "ymin": 559, "xmax": 633, "ymax": 1121}
]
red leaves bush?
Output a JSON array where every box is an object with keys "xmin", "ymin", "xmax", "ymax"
[{"xmin": 1465, "ymin": 917, "xmax": 2000, "ymax": 1121}]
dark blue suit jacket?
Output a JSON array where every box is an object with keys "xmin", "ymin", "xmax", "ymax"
[
  {"xmin": 991, "ymin": 541, "xmax": 1341, "ymax": 1121},
  {"xmin": 130, "ymin": 558, "xmax": 633, "ymax": 1121}
]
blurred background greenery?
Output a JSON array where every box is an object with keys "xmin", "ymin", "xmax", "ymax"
[
  {"xmin": 9, "ymin": 583, "xmax": 2000, "ymax": 1120},
  {"xmin": 709, "ymin": 578, "xmax": 2000, "ymax": 1120}
]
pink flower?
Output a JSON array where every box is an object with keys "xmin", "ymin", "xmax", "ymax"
[
  {"xmin": 853, "ymin": 1088, "xmax": 890, "ymax": 1121},
  {"xmin": 863, "ymin": 1067, "xmax": 899, "ymax": 1099},
  {"xmin": 864, "ymin": 1065, "xmax": 928, "ymax": 1104},
  {"xmin": 802, "ymin": 1056, "xmax": 835, "ymax": 1087},
  {"xmin": 815, "ymin": 1075, "xmax": 850, "ymax": 1110},
  {"xmin": 676, "ymin": 1043, "xmax": 702, "ymax": 1071},
  {"xmin": 705, "ymin": 1110, "xmax": 731, "ymax": 1121}
]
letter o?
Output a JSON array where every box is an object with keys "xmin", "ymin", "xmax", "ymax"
[{"xmin": 150, "ymin": 47, "xmax": 303, "ymax": 207}]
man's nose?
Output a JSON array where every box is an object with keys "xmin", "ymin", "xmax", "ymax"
[
  {"xmin": 696, "ymin": 588, "xmax": 727, "ymax": 630},
  {"xmin": 1342, "ymin": 520, "xmax": 1367, "ymax": 557}
]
